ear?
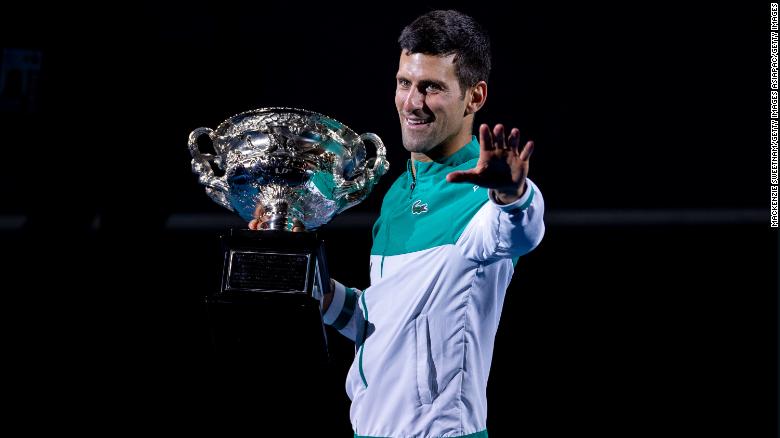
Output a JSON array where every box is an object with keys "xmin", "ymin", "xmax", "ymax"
[{"xmin": 464, "ymin": 81, "xmax": 487, "ymax": 116}]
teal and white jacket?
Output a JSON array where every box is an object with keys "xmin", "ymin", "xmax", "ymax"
[{"xmin": 322, "ymin": 136, "xmax": 545, "ymax": 438}]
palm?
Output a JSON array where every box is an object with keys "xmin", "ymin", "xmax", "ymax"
[{"xmin": 447, "ymin": 124, "xmax": 534, "ymax": 197}]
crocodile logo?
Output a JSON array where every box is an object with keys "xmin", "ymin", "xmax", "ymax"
[{"xmin": 411, "ymin": 200, "xmax": 428, "ymax": 214}]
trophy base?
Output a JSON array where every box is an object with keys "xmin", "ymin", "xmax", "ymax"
[{"xmin": 218, "ymin": 229, "xmax": 327, "ymax": 296}]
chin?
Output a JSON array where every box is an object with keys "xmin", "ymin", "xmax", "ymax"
[
  {"xmin": 402, "ymin": 143, "xmax": 431, "ymax": 154},
  {"xmin": 401, "ymin": 135, "xmax": 434, "ymax": 154}
]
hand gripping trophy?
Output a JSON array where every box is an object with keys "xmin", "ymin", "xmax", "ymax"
[{"xmin": 188, "ymin": 107, "xmax": 388, "ymax": 356}]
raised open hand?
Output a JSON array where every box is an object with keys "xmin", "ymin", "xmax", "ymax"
[{"xmin": 446, "ymin": 124, "xmax": 534, "ymax": 204}]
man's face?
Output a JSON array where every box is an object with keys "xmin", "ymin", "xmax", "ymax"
[{"xmin": 395, "ymin": 51, "xmax": 469, "ymax": 155}]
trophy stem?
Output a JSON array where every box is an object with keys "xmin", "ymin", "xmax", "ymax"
[
  {"xmin": 268, "ymin": 215, "xmax": 288, "ymax": 230},
  {"xmin": 267, "ymin": 201, "xmax": 289, "ymax": 230}
]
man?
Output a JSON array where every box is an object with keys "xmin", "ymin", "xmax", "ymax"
[{"xmin": 251, "ymin": 9, "xmax": 544, "ymax": 438}]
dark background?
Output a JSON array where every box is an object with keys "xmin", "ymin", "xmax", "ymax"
[{"xmin": 0, "ymin": 2, "xmax": 776, "ymax": 436}]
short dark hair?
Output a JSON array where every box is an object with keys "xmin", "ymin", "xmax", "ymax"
[{"xmin": 398, "ymin": 10, "xmax": 491, "ymax": 95}]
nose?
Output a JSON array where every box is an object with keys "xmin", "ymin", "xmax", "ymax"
[{"xmin": 402, "ymin": 86, "xmax": 424, "ymax": 113}]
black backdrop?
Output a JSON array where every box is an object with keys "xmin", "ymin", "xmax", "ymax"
[{"xmin": 0, "ymin": 2, "xmax": 776, "ymax": 436}]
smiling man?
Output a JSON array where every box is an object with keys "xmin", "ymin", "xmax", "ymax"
[{"xmin": 252, "ymin": 9, "xmax": 545, "ymax": 438}]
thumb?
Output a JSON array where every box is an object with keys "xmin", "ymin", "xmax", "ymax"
[{"xmin": 446, "ymin": 170, "xmax": 480, "ymax": 184}]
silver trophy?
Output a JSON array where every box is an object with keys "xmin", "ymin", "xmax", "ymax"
[{"xmin": 188, "ymin": 107, "xmax": 388, "ymax": 298}]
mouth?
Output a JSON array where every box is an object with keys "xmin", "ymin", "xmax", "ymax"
[{"xmin": 404, "ymin": 116, "xmax": 433, "ymax": 129}]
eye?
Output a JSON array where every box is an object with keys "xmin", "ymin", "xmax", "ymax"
[
  {"xmin": 425, "ymin": 83, "xmax": 442, "ymax": 93},
  {"xmin": 397, "ymin": 79, "xmax": 410, "ymax": 88}
]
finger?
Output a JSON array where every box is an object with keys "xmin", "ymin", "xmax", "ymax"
[
  {"xmin": 507, "ymin": 128, "xmax": 520, "ymax": 147},
  {"xmin": 493, "ymin": 124, "xmax": 506, "ymax": 149},
  {"xmin": 479, "ymin": 124, "xmax": 494, "ymax": 151},
  {"xmin": 519, "ymin": 140, "xmax": 535, "ymax": 161},
  {"xmin": 253, "ymin": 203, "xmax": 265, "ymax": 219},
  {"xmin": 446, "ymin": 170, "xmax": 481, "ymax": 184},
  {"xmin": 508, "ymin": 128, "xmax": 521, "ymax": 155},
  {"xmin": 248, "ymin": 218, "xmax": 260, "ymax": 230}
]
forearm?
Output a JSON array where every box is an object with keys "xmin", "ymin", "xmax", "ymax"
[
  {"xmin": 457, "ymin": 178, "xmax": 545, "ymax": 262},
  {"xmin": 321, "ymin": 279, "xmax": 363, "ymax": 342},
  {"xmin": 490, "ymin": 181, "xmax": 545, "ymax": 257}
]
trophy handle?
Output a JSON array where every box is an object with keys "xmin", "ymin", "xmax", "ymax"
[
  {"xmin": 188, "ymin": 127, "xmax": 233, "ymax": 211},
  {"xmin": 359, "ymin": 133, "xmax": 389, "ymax": 182}
]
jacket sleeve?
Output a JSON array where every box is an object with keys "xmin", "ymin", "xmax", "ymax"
[
  {"xmin": 321, "ymin": 279, "xmax": 364, "ymax": 342},
  {"xmin": 455, "ymin": 177, "xmax": 545, "ymax": 263}
]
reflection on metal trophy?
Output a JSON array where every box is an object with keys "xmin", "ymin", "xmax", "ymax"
[{"xmin": 189, "ymin": 107, "xmax": 388, "ymax": 297}]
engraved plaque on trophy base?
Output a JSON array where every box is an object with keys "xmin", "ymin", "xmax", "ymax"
[{"xmin": 217, "ymin": 229, "xmax": 328, "ymax": 296}]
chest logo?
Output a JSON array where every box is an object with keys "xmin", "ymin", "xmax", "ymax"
[{"xmin": 411, "ymin": 199, "xmax": 429, "ymax": 214}]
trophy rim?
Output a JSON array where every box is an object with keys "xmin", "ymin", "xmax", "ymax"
[{"xmin": 214, "ymin": 107, "xmax": 361, "ymax": 139}]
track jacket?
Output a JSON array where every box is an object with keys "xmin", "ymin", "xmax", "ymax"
[{"xmin": 322, "ymin": 136, "xmax": 545, "ymax": 438}]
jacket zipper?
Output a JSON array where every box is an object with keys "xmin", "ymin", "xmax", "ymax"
[{"xmin": 409, "ymin": 161, "xmax": 416, "ymax": 199}]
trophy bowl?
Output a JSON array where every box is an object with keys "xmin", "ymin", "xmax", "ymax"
[{"xmin": 188, "ymin": 107, "xmax": 389, "ymax": 231}]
